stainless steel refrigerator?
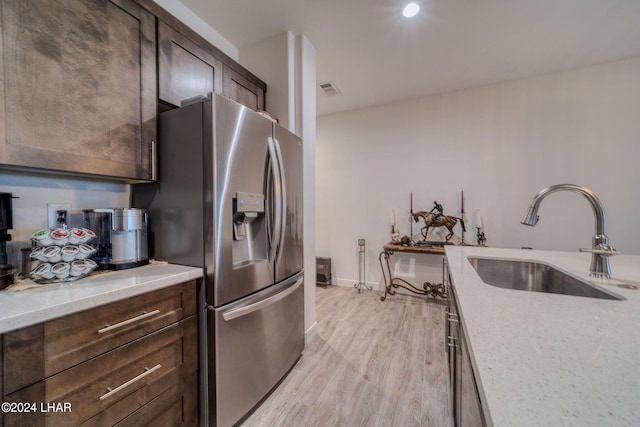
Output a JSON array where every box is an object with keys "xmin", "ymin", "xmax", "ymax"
[{"xmin": 133, "ymin": 93, "xmax": 304, "ymax": 426}]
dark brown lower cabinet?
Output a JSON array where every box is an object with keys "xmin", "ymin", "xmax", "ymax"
[
  {"xmin": 445, "ymin": 260, "xmax": 486, "ymax": 427},
  {"xmin": 459, "ymin": 333, "xmax": 484, "ymax": 427},
  {"xmin": 1, "ymin": 282, "xmax": 197, "ymax": 427}
]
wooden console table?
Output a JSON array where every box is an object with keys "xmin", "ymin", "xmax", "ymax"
[{"xmin": 379, "ymin": 242, "xmax": 447, "ymax": 301}]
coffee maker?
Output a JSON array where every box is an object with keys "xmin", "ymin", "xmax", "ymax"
[
  {"xmin": 82, "ymin": 208, "xmax": 149, "ymax": 270},
  {"xmin": 0, "ymin": 193, "xmax": 14, "ymax": 288}
]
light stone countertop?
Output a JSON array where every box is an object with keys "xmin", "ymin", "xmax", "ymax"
[
  {"xmin": 445, "ymin": 246, "xmax": 640, "ymax": 427},
  {"xmin": 0, "ymin": 263, "xmax": 203, "ymax": 334}
]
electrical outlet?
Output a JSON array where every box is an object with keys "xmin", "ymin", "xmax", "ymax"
[{"xmin": 47, "ymin": 203, "xmax": 72, "ymax": 228}]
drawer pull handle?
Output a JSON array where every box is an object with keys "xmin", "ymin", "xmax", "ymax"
[
  {"xmin": 99, "ymin": 364, "xmax": 162, "ymax": 401},
  {"xmin": 447, "ymin": 336, "xmax": 459, "ymax": 348},
  {"xmin": 98, "ymin": 310, "xmax": 161, "ymax": 334}
]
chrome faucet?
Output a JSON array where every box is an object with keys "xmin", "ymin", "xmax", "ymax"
[{"xmin": 521, "ymin": 184, "xmax": 618, "ymax": 279}]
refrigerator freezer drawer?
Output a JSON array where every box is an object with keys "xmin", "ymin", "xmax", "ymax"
[{"xmin": 210, "ymin": 273, "xmax": 304, "ymax": 427}]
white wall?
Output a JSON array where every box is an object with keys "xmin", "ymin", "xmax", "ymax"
[
  {"xmin": 153, "ymin": 0, "xmax": 238, "ymax": 60},
  {"xmin": 297, "ymin": 35, "xmax": 318, "ymax": 343},
  {"xmin": 317, "ymin": 56, "xmax": 640, "ymax": 289},
  {"xmin": 239, "ymin": 32, "xmax": 295, "ymax": 129}
]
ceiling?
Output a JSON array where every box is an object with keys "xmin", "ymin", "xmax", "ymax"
[{"xmin": 180, "ymin": 0, "xmax": 640, "ymax": 117}]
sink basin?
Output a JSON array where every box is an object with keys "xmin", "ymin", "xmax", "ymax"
[{"xmin": 467, "ymin": 257, "xmax": 624, "ymax": 300}]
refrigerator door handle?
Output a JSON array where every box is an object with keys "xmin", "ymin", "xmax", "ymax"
[
  {"xmin": 267, "ymin": 137, "xmax": 283, "ymax": 262},
  {"xmin": 272, "ymin": 137, "xmax": 287, "ymax": 262},
  {"xmin": 221, "ymin": 277, "xmax": 303, "ymax": 321}
]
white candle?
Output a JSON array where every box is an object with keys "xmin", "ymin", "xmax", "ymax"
[
  {"xmin": 474, "ymin": 210, "xmax": 484, "ymax": 229},
  {"xmin": 391, "ymin": 209, "xmax": 396, "ymax": 227}
]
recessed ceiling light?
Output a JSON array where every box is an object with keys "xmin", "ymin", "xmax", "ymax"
[{"xmin": 402, "ymin": 2, "xmax": 420, "ymax": 18}]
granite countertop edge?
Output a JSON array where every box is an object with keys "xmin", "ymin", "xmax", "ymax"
[
  {"xmin": 0, "ymin": 263, "xmax": 203, "ymax": 334},
  {"xmin": 445, "ymin": 246, "xmax": 640, "ymax": 427}
]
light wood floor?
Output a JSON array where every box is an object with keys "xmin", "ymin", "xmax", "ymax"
[{"xmin": 240, "ymin": 286, "xmax": 453, "ymax": 426}]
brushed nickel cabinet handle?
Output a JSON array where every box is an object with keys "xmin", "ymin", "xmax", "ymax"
[
  {"xmin": 150, "ymin": 140, "xmax": 157, "ymax": 181},
  {"xmin": 97, "ymin": 309, "xmax": 161, "ymax": 334},
  {"xmin": 99, "ymin": 364, "xmax": 162, "ymax": 401}
]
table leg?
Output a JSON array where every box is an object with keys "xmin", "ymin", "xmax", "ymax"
[
  {"xmin": 379, "ymin": 250, "xmax": 392, "ymax": 301},
  {"xmin": 379, "ymin": 249, "xmax": 447, "ymax": 300}
]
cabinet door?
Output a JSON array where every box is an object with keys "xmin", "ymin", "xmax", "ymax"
[
  {"xmin": 445, "ymin": 267, "xmax": 461, "ymax": 423},
  {"xmin": 447, "ymin": 271, "xmax": 485, "ymax": 427},
  {"xmin": 223, "ymin": 64, "xmax": 265, "ymax": 111},
  {"xmin": 158, "ymin": 20, "xmax": 223, "ymax": 108},
  {"xmin": 0, "ymin": 334, "xmax": 3, "ymax": 427},
  {"xmin": 0, "ymin": 0, "xmax": 157, "ymax": 181},
  {"xmin": 460, "ymin": 336, "xmax": 485, "ymax": 427}
]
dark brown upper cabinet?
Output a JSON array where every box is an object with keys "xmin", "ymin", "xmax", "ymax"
[
  {"xmin": 157, "ymin": 17, "xmax": 266, "ymax": 112},
  {"xmin": 0, "ymin": 0, "xmax": 157, "ymax": 181},
  {"xmin": 223, "ymin": 64, "xmax": 266, "ymax": 112},
  {"xmin": 158, "ymin": 20, "xmax": 223, "ymax": 109}
]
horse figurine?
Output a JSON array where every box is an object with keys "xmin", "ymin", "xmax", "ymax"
[{"xmin": 412, "ymin": 211, "xmax": 466, "ymax": 242}]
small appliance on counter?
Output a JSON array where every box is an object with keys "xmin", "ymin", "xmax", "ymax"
[
  {"xmin": 82, "ymin": 208, "xmax": 149, "ymax": 270},
  {"xmin": 0, "ymin": 193, "xmax": 14, "ymax": 288}
]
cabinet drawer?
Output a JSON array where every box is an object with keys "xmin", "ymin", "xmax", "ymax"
[
  {"xmin": 3, "ymin": 281, "xmax": 195, "ymax": 394},
  {"xmin": 4, "ymin": 316, "xmax": 197, "ymax": 427},
  {"xmin": 108, "ymin": 374, "xmax": 197, "ymax": 427}
]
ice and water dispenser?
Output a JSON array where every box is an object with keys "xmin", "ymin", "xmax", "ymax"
[{"xmin": 232, "ymin": 192, "xmax": 267, "ymax": 266}]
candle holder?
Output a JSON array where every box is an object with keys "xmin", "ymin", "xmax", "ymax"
[
  {"xmin": 354, "ymin": 239, "xmax": 372, "ymax": 293},
  {"xmin": 390, "ymin": 225, "xmax": 400, "ymax": 243},
  {"xmin": 477, "ymin": 228, "xmax": 487, "ymax": 247},
  {"xmin": 474, "ymin": 210, "xmax": 486, "ymax": 246}
]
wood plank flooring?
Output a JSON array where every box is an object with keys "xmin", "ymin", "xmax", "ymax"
[{"xmin": 240, "ymin": 286, "xmax": 453, "ymax": 427}]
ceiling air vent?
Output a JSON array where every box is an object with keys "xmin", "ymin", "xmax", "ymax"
[{"xmin": 319, "ymin": 81, "xmax": 341, "ymax": 96}]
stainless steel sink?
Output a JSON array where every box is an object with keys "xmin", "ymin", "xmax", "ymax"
[{"xmin": 467, "ymin": 257, "xmax": 624, "ymax": 300}]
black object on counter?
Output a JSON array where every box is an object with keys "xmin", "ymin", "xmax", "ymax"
[{"xmin": 0, "ymin": 192, "xmax": 14, "ymax": 288}]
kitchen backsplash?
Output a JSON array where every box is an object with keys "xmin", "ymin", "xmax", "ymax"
[{"xmin": 0, "ymin": 171, "xmax": 130, "ymax": 274}]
